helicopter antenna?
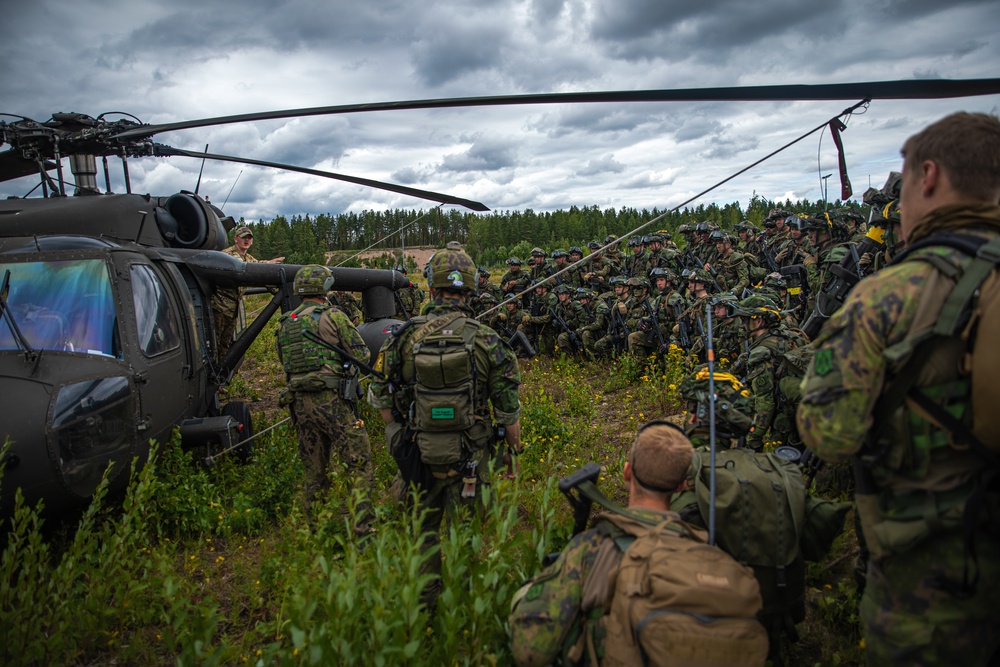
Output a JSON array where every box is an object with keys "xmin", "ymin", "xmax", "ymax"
[
  {"xmin": 194, "ymin": 144, "xmax": 209, "ymax": 195},
  {"xmin": 333, "ymin": 206, "xmax": 441, "ymax": 267},
  {"xmin": 221, "ymin": 169, "xmax": 243, "ymax": 211}
]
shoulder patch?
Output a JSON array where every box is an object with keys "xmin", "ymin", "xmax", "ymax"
[{"xmin": 814, "ymin": 348, "xmax": 833, "ymax": 376}]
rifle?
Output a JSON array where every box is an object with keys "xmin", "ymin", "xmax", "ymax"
[
  {"xmin": 492, "ymin": 318, "xmax": 538, "ymax": 357},
  {"xmin": 609, "ymin": 305, "xmax": 630, "ymax": 355},
  {"xmin": 641, "ymin": 298, "xmax": 669, "ymax": 353},
  {"xmin": 801, "ymin": 224, "xmax": 886, "ymax": 339},
  {"xmin": 549, "ymin": 307, "xmax": 583, "ymax": 352},
  {"xmin": 671, "ymin": 300, "xmax": 692, "ymax": 351},
  {"xmin": 761, "ymin": 244, "xmax": 780, "ymax": 273}
]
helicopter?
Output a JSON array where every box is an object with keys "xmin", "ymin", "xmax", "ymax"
[
  {"xmin": 1, "ymin": 78, "xmax": 998, "ymax": 517},
  {"xmin": 0, "ymin": 112, "xmax": 492, "ymax": 517}
]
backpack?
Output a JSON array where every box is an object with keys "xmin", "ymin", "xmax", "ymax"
[
  {"xmin": 672, "ymin": 448, "xmax": 807, "ymax": 645},
  {"xmin": 584, "ymin": 511, "xmax": 768, "ymax": 667},
  {"xmin": 878, "ymin": 232, "xmax": 1000, "ymax": 460},
  {"xmin": 403, "ymin": 312, "xmax": 492, "ymax": 466}
]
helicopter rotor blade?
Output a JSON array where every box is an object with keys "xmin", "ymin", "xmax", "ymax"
[
  {"xmin": 113, "ymin": 78, "xmax": 1000, "ymax": 141},
  {"xmin": 153, "ymin": 144, "xmax": 490, "ymax": 212}
]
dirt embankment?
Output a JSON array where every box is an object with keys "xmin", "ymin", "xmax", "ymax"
[{"xmin": 325, "ymin": 246, "xmax": 437, "ymax": 273}]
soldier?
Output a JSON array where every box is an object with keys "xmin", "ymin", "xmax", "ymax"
[
  {"xmin": 733, "ymin": 294, "xmax": 799, "ymax": 450},
  {"xmin": 575, "ymin": 288, "xmax": 608, "ymax": 360},
  {"xmin": 519, "ymin": 280, "xmax": 558, "ymax": 356},
  {"xmin": 212, "ymin": 225, "xmax": 284, "ymax": 360},
  {"xmin": 528, "ymin": 247, "xmax": 553, "ymax": 283},
  {"xmin": 369, "ymin": 241, "xmax": 522, "ymax": 609},
  {"xmin": 624, "ymin": 236, "xmax": 648, "ymax": 278},
  {"xmin": 551, "ymin": 285, "xmax": 583, "ymax": 355},
  {"xmin": 710, "ymin": 231, "xmax": 750, "ymax": 295},
  {"xmin": 500, "ymin": 257, "xmax": 531, "ymax": 303},
  {"xmin": 276, "ymin": 265, "xmax": 372, "ymax": 529},
  {"xmin": 550, "ymin": 249, "xmax": 571, "ymax": 283},
  {"xmin": 583, "ymin": 241, "xmax": 617, "ymax": 291},
  {"xmin": 565, "ymin": 246, "xmax": 587, "ymax": 288},
  {"xmin": 509, "ymin": 422, "xmax": 766, "ymax": 666},
  {"xmin": 328, "ymin": 290, "xmax": 363, "ymax": 325},
  {"xmin": 798, "ymin": 112, "xmax": 1000, "ymax": 666},
  {"xmin": 393, "ymin": 264, "xmax": 425, "ymax": 320},
  {"xmin": 471, "ymin": 266, "xmax": 503, "ymax": 315},
  {"xmin": 595, "ymin": 276, "xmax": 630, "ymax": 358},
  {"xmin": 679, "ymin": 365, "xmax": 755, "ymax": 448}
]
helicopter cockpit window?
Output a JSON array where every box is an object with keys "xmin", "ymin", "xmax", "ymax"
[
  {"xmin": 130, "ymin": 265, "xmax": 180, "ymax": 357},
  {"xmin": 0, "ymin": 259, "xmax": 118, "ymax": 356}
]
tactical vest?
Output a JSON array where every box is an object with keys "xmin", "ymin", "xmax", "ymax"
[
  {"xmin": 277, "ymin": 303, "xmax": 344, "ymax": 385},
  {"xmin": 393, "ymin": 311, "xmax": 494, "ymax": 467}
]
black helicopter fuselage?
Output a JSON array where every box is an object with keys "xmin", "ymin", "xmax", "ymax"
[{"xmin": 0, "ymin": 193, "xmax": 405, "ymax": 516}]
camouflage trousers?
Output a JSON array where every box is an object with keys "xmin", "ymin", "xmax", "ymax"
[
  {"xmin": 860, "ymin": 527, "xmax": 1000, "ymax": 666},
  {"xmin": 212, "ymin": 298, "xmax": 239, "ymax": 360},
  {"xmin": 408, "ymin": 450, "xmax": 495, "ymax": 610},
  {"xmin": 288, "ymin": 389, "xmax": 374, "ymax": 532}
]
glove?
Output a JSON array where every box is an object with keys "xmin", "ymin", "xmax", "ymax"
[
  {"xmin": 803, "ymin": 254, "xmax": 817, "ymax": 267},
  {"xmin": 522, "ymin": 315, "xmax": 531, "ymax": 325},
  {"xmin": 775, "ymin": 248, "xmax": 789, "ymax": 262},
  {"xmin": 583, "ymin": 272, "xmax": 594, "ymax": 281},
  {"xmin": 858, "ymin": 252, "xmax": 873, "ymax": 271},
  {"xmin": 497, "ymin": 312, "xmax": 508, "ymax": 322},
  {"xmin": 616, "ymin": 302, "xmax": 628, "ymax": 316}
]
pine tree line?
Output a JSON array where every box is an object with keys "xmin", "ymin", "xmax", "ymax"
[{"xmin": 237, "ymin": 194, "xmax": 855, "ymax": 266}]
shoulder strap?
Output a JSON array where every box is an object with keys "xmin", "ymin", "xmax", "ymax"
[{"xmin": 870, "ymin": 233, "xmax": 1000, "ymax": 460}]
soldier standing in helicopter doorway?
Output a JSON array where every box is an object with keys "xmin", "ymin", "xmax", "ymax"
[
  {"xmin": 276, "ymin": 265, "xmax": 374, "ymax": 535},
  {"xmin": 212, "ymin": 225, "xmax": 285, "ymax": 360}
]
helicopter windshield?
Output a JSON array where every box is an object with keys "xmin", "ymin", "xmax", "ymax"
[{"xmin": 0, "ymin": 259, "xmax": 118, "ymax": 357}]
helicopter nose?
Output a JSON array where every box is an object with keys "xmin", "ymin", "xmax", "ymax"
[{"xmin": 1, "ymin": 371, "xmax": 137, "ymax": 515}]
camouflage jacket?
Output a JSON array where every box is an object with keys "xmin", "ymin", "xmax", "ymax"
[
  {"xmin": 798, "ymin": 204, "xmax": 1000, "ymax": 470},
  {"xmin": 501, "ymin": 270, "xmax": 532, "ymax": 296},
  {"xmin": 509, "ymin": 509, "xmax": 680, "ymax": 666},
  {"xmin": 276, "ymin": 302, "xmax": 368, "ymax": 389},
  {"xmin": 212, "ymin": 246, "xmax": 260, "ymax": 307},
  {"xmin": 369, "ymin": 298, "xmax": 522, "ymax": 425}
]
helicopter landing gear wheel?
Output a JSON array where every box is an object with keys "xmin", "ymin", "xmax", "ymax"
[{"xmin": 221, "ymin": 401, "xmax": 254, "ymax": 464}]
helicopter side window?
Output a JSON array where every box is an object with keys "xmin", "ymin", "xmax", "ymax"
[
  {"xmin": 130, "ymin": 265, "xmax": 181, "ymax": 358},
  {"xmin": 0, "ymin": 259, "xmax": 117, "ymax": 356}
]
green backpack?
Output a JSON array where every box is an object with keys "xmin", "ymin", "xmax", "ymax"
[
  {"xmin": 403, "ymin": 312, "xmax": 492, "ymax": 466},
  {"xmin": 672, "ymin": 448, "xmax": 807, "ymax": 645}
]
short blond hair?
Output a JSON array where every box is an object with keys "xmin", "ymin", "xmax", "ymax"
[{"xmin": 629, "ymin": 422, "xmax": 693, "ymax": 494}]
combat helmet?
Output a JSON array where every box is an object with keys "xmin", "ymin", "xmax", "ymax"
[
  {"xmin": 506, "ymin": 256, "xmax": 522, "ymax": 266},
  {"xmin": 551, "ymin": 249, "xmax": 568, "ymax": 259},
  {"xmin": 625, "ymin": 276, "xmax": 649, "ymax": 290},
  {"xmin": 477, "ymin": 266, "xmax": 491, "ymax": 278},
  {"xmin": 737, "ymin": 294, "xmax": 782, "ymax": 322},
  {"xmin": 426, "ymin": 241, "xmax": 477, "ymax": 292},
  {"xmin": 679, "ymin": 366, "xmax": 754, "ymax": 439},
  {"xmin": 393, "ymin": 264, "xmax": 408, "ymax": 274},
  {"xmin": 568, "ymin": 246, "xmax": 584, "ymax": 257},
  {"xmin": 530, "ymin": 247, "xmax": 547, "ymax": 258},
  {"xmin": 294, "ymin": 265, "xmax": 334, "ymax": 296}
]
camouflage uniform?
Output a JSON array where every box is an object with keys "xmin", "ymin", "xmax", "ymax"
[
  {"xmin": 798, "ymin": 203, "xmax": 1000, "ymax": 666},
  {"xmin": 509, "ymin": 508, "xmax": 682, "ymax": 665},
  {"xmin": 395, "ymin": 279, "xmax": 425, "ymax": 320},
  {"xmin": 276, "ymin": 273, "xmax": 373, "ymax": 527},
  {"xmin": 520, "ymin": 286, "xmax": 559, "ymax": 356},
  {"xmin": 500, "ymin": 262, "xmax": 532, "ymax": 302},
  {"xmin": 369, "ymin": 244, "xmax": 522, "ymax": 606},
  {"xmin": 212, "ymin": 244, "xmax": 260, "ymax": 359},
  {"xmin": 328, "ymin": 291, "xmax": 362, "ymax": 325}
]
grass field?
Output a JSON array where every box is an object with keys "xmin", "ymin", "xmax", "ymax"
[{"xmin": 0, "ymin": 298, "xmax": 863, "ymax": 666}]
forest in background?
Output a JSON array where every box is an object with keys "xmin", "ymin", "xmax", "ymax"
[{"xmin": 237, "ymin": 194, "xmax": 862, "ymax": 267}]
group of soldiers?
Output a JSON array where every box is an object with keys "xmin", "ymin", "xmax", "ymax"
[{"xmin": 270, "ymin": 112, "xmax": 999, "ymax": 666}]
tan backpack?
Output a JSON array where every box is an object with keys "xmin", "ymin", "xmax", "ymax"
[{"xmin": 582, "ymin": 511, "xmax": 768, "ymax": 667}]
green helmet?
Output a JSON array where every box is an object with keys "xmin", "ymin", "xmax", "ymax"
[
  {"xmin": 294, "ymin": 265, "xmax": 334, "ymax": 296},
  {"xmin": 426, "ymin": 241, "xmax": 477, "ymax": 292},
  {"xmin": 737, "ymin": 294, "xmax": 781, "ymax": 322}
]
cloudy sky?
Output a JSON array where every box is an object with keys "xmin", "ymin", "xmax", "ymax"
[{"xmin": 2, "ymin": 0, "xmax": 998, "ymax": 223}]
